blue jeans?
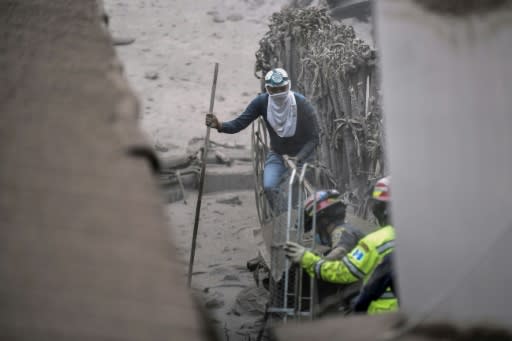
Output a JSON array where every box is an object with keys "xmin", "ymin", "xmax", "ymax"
[
  {"xmin": 263, "ymin": 151, "xmax": 315, "ymax": 190},
  {"xmin": 263, "ymin": 151, "xmax": 315, "ymax": 213},
  {"xmin": 263, "ymin": 151, "xmax": 288, "ymax": 191},
  {"xmin": 263, "ymin": 151, "xmax": 287, "ymax": 213}
]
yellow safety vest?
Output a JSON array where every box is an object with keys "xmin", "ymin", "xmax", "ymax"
[{"xmin": 301, "ymin": 225, "xmax": 398, "ymax": 314}]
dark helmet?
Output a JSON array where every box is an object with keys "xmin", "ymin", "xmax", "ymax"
[{"xmin": 304, "ymin": 190, "xmax": 346, "ymax": 232}]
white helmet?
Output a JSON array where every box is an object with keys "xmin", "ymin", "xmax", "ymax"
[
  {"xmin": 372, "ymin": 176, "xmax": 391, "ymax": 202},
  {"xmin": 264, "ymin": 68, "xmax": 290, "ymax": 88}
]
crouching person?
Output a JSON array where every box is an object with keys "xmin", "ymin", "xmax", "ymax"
[
  {"xmin": 285, "ymin": 176, "xmax": 398, "ymax": 314},
  {"xmin": 303, "ymin": 189, "xmax": 364, "ymax": 260},
  {"xmin": 302, "ymin": 190, "xmax": 365, "ymax": 313}
]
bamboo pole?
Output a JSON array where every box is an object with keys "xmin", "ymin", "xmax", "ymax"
[{"xmin": 187, "ymin": 63, "xmax": 219, "ymax": 288}]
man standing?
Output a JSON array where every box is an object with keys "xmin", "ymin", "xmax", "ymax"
[
  {"xmin": 205, "ymin": 68, "xmax": 319, "ymax": 208},
  {"xmin": 285, "ymin": 176, "xmax": 398, "ymax": 314}
]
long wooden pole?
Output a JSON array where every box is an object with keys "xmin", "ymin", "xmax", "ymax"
[{"xmin": 187, "ymin": 63, "xmax": 219, "ymax": 288}]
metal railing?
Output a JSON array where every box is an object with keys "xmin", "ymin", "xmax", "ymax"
[{"xmin": 252, "ymin": 118, "xmax": 337, "ymax": 323}]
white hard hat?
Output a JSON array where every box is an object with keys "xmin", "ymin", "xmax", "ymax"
[{"xmin": 264, "ymin": 68, "xmax": 289, "ymax": 88}]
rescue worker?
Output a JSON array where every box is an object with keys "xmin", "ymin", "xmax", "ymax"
[
  {"xmin": 351, "ymin": 252, "xmax": 396, "ymax": 313},
  {"xmin": 205, "ymin": 68, "xmax": 319, "ymax": 210},
  {"xmin": 303, "ymin": 189, "xmax": 364, "ymax": 260},
  {"xmin": 303, "ymin": 189, "xmax": 365, "ymax": 311},
  {"xmin": 284, "ymin": 176, "xmax": 398, "ymax": 314}
]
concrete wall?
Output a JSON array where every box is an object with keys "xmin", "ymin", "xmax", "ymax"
[
  {"xmin": 0, "ymin": 1, "xmax": 213, "ymax": 339},
  {"xmin": 376, "ymin": 0, "xmax": 512, "ymax": 328}
]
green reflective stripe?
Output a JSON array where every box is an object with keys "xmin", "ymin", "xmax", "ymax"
[
  {"xmin": 314, "ymin": 260, "xmax": 325, "ymax": 278},
  {"xmin": 380, "ymin": 291, "xmax": 396, "ymax": 299},
  {"xmin": 342, "ymin": 256, "xmax": 365, "ymax": 279},
  {"xmin": 377, "ymin": 240, "xmax": 394, "ymax": 254}
]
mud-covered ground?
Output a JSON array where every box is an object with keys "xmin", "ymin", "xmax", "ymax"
[
  {"xmin": 167, "ymin": 191, "xmax": 268, "ymax": 340},
  {"xmin": 104, "ymin": 0, "xmax": 289, "ymax": 158},
  {"xmin": 104, "ymin": 0, "xmax": 291, "ymax": 339}
]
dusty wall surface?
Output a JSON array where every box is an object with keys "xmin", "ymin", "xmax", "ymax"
[
  {"xmin": 0, "ymin": 1, "xmax": 212, "ymax": 340},
  {"xmin": 376, "ymin": 0, "xmax": 512, "ymax": 329}
]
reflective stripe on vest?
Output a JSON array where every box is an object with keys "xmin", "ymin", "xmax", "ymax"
[
  {"xmin": 342, "ymin": 256, "xmax": 365, "ymax": 279},
  {"xmin": 314, "ymin": 259, "xmax": 325, "ymax": 278},
  {"xmin": 376, "ymin": 240, "xmax": 395, "ymax": 254}
]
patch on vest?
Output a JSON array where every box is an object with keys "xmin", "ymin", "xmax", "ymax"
[
  {"xmin": 359, "ymin": 241, "xmax": 370, "ymax": 253},
  {"xmin": 352, "ymin": 248, "xmax": 365, "ymax": 261}
]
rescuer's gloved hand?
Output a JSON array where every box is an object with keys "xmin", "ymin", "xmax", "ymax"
[
  {"xmin": 205, "ymin": 113, "xmax": 221, "ymax": 129},
  {"xmin": 284, "ymin": 241, "xmax": 306, "ymax": 263}
]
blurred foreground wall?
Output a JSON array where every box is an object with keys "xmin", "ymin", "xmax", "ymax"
[
  {"xmin": 0, "ymin": 1, "xmax": 211, "ymax": 339},
  {"xmin": 376, "ymin": 0, "xmax": 512, "ymax": 328}
]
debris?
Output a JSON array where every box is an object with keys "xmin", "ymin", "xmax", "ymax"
[
  {"xmin": 112, "ymin": 36, "xmax": 136, "ymax": 46},
  {"xmin": 154, "ymin": 141, "xmax": 169, "ymax": 152},
  {"xmin": 205, "ymin": 292, "xmax": 225, "ymax": 309},
  {"xmin": 212, "ymin": 14, "xmax": 225, "ymax": 23},
  {"xmin": 144, "ymin": 71, "xmax": 159, "ymax": 80},
  {"xmin": 234, "ymin": 287, "xmax": 268, "ymax": 315},
  {"xmin": 215, "ymin": 150, "xmax": 232, "ymax": 165},
  {"xmin": 216, "ymin": 195, "xmax": 243, "ymax": 206},
  {"xmin": 222, "ymin": 274, "xmax": 240, "ymax": 281},
  {"xmin": 205, "ymin": 297, "xmax": 225, "ymax": 309}
]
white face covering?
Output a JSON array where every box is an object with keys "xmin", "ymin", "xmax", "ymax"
[{"xmin": 266, "ymin": 85, "xmax": 297, "ymax": 138}]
